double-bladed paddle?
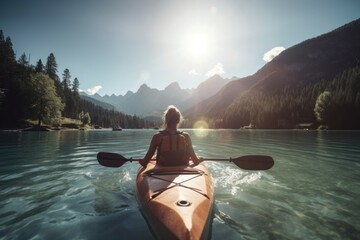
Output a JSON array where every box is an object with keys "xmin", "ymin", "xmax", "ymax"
[{"xmin": 97, "ymin": 152, "xmax": 274, "ymax": 170}]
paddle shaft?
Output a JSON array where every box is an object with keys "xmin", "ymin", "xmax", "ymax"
[
  {"xmin": 97, "ymin": 152, "xmax": 274, "ymax": 170},
  {"xmin": 111, "ymin": 158, "xmax": 234, "ymax": 162}
]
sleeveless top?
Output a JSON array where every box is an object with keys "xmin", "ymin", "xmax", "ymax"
[{"xmin": 156, "ymin": 130, "xmax": 189, "ymax": 166}]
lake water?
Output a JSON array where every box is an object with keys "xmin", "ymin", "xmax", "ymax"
[{"xmin": 0, "ymin": 129, "xmax": 359, "ymax": 240}]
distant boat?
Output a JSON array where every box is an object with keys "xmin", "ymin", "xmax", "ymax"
[
  {"xmin": 112, "ymin": 127, "xmax": 122, "ymax": 131},
  {"xmin": 240, "ymin": 123, "xmax": 257, "ymax": 129}
]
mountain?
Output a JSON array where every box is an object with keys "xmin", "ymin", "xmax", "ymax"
[
  {"xmin": 117, "ymin": 82, "xmax": 192, "ymax": 116},
  {"xmin": 178, "ymin": 74, "xmax": 230, "ymax": 110},
  {"xmin": 184, "ymin": 75, "xmax": 254, "ymax": 118},
  {"xmin": 85, "ymin": 75, "xmax": 232, "ymax": 118},
  {"xmin": 80, "ymin": 94, "xmax": 115, "ymax": 111},
  {"xmin": 185, "ymin": 18, "xmax": 360, "ymax": 129},
  {"xmin": 88, "ymin": 90, "xmax": 134, "ymax": 108}
]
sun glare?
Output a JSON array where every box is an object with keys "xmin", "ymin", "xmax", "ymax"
[
  {"xmin": 185, "ymin": 33, "xmax": 210, "ymax": 59},
  {"xmin": 180, "ymin": 24, "xmax": 214, "ymax": 61},
  {"xmin": 193, "ymin": 120, "xmax": 210, "ymax": 138}
]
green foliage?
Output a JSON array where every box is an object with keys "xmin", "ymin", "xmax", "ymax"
[
  {"xmin": 222, "ymin": 86, "xmax": 317, "ymax": 129},
  {"xmin": 29, "ymin": 73, "xmax": 64, "ymax": 125},
  {"xmin": 35, "ymin": 59, "xmax": 44, "ymax": 73},
  {"xmin": 314, "ymin": 91, "xmax": 332, "ymax": 123},
  {"xmin": 79, "ymin": 99, "xmax": 154, "ymax": 128},
  {"xmin": 0, "ymin": 32, "xmax": 31, "ymax": 126},
  {"xmin": 320, "ymin": 65, "xmax": 360, "ymax": 128},
  {"xmin": 45, "ymin": 53, "xmax": 58, "ymax": 81},
  {"xmin": 62, "ymin": 68, "xmax": 71, "ymax": 90},
  {"xmin": 72, "ymin": 77, "xmax": 80, "ymax": 93},
  {"xmin": 61, "ymin": 68, "xmax": 79, "ymax": 118},
  {"xmin": 79, "ymin": 111, "xmax": 91, "ymax": 126},
  {"xmin": 220, "ymin": 65, "xmax": 360, "ymax": 129},
  {"xmin": 18, "ymin": 53, "xmax": 29, "ymax": 66},
  {"xmin": 0, "ymin": 30, "xmax": 153, "ymax": 129}
]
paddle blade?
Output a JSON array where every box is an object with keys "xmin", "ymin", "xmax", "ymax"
[
  {"xmin": 97, "ymin": 152, "xmax": 128, "ymax": 168},
  {"xmin": 232, "ymin": 155, "xmax": 274, "ymax": 170}
]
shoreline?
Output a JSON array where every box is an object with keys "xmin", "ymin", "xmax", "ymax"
[
  {"xmin": 1, "ymin": 127, "xmax": 359, "ymax": 132},
  {"xmin": 0, "ymin": 126, "xmax": 87, "ymax": 132}
]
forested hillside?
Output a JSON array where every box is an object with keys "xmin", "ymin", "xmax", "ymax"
[
  {"xmin": 0, "ymin": 30, "xmax": 153, "ymax": 129},
  {"xmin": 222, "ymin": 65, "xmax": 360, "ymax": 129},
  {"xmin": 185, "ymin": 19, "xmax": 360, "ymax": 129}
]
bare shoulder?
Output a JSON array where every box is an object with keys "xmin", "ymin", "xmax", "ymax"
[
  {"xmin": 153, "ymin": 132, "xmax": 162, "ymax": 137},
  {"xmin": 180, "ymin": 131, "xmax": 189, "ymax": 135},
  {"xmin": 181, "ymin": 131, "xmax": 191, "ymax": 139},
  {"xmin": 152, "ymin": 132, "xmax": 162, "ymax": 142}
]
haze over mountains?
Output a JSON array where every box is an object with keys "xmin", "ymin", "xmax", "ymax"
[{"xmin": 81, "ymin": 74, "xmax": 233, "ymax": 118}]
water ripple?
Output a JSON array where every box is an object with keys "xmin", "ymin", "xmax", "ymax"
[{"xmin": 1, "ymin": 130, "xmax": 360, "ymax": 240}]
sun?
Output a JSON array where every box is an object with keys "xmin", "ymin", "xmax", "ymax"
[
  {"xmin": 185, "ymin": 33, "xmax": 210, "ymax": 59},
  {"xmin": 180, "ymin": 25, "xmax": 214, "ymax": 61}
]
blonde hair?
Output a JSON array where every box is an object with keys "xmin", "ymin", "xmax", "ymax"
[{"xmin": 163, "ymin": 105, "xmax": 183, "ymax": 128}]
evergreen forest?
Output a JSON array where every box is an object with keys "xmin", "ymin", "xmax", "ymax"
[
  {"xmin": 220, "ymin": 65, "xmax": 360, "ymax": 129},
  {"xmin": 0, "ymin": 30, "xmax": 154, "ymax": 129}
]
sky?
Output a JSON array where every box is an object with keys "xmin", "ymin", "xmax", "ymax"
[{"xmin": 1, "ymin": 0, "xmax": 360, "ymax": 96}]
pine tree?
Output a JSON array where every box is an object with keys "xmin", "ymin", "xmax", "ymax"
[
  {"xmin": 45, "ymin": 53, "xmax": 58, "ymax": 81},
  {"xmin": 62, "ymin": 68, "xmax": 71, "ymax": 90},
  {"xmin": 72, "ymin": 77, "xmax": 80, "ymax": 93},
  {"xmin": 0, "ymin": 33, "xmax": 16, "ymax": 87},
  {"xmin": 18, "ymin": 53, "xmax": 29, "ymax": 66},
  {"xmin": 35, "ymin": 59, "xmax": 44, "ymax": 73},
  {"xmin": 45, "ymin": 53, "xmax": 64, "ymax": 106},
  {"xmin": 0, "ymin": 32, "xmax": 22, "ymax": 127}
]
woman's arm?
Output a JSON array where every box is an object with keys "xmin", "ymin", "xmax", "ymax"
[
  {"xmin": 140, "ymin": 134, "xmax": 160, "ymax": 166},
  {"xmin": 184, "ymin": 133, "xmax": 203, "ymax": 165}
]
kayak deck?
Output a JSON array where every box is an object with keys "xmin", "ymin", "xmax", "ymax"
[{"xmin": 136, "ymin": 161, "xmax": 214, "ymax": 240}]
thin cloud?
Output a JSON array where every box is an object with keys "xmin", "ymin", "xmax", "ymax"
[
  {"xmin": 205, "ymin": 62, "xmax": 225, "ymax": 77},
  {"xmin": 82, "ymin": 85, "xmax": 102, "ymax": 95},
  {"xmin": 263, "ymin": 46, "xmax": 286, "ymax": 62},
  {"xmin": 188, "ymin": 69, "xmax": 199, "ymax": 75}
]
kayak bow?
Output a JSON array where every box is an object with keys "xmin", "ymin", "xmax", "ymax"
[{"xmin": 136, "ymin": 161, "xmax": 214, "ymax": 240}]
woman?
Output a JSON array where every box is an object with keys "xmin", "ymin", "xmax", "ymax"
[{"xmin": 140, "ymin": 105, "xmax": 202, "ymax": 167}]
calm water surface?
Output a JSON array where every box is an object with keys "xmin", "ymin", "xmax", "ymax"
[{"xmin": 0, "ymin": 129, "xmax": 359, "ymax": 240}]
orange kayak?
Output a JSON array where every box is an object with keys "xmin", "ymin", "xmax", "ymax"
[{"xmin": 136, "ymin": 160, "xmax": 214, "ymax": 240}]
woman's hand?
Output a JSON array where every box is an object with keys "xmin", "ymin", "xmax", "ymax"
[
  {"xmin": 139, "ymin": 159, "xmax": 148, "ymax": 167},
  {"xmin": 193, "ymin": 157, "xmax": 203, "ymax": 165}
]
